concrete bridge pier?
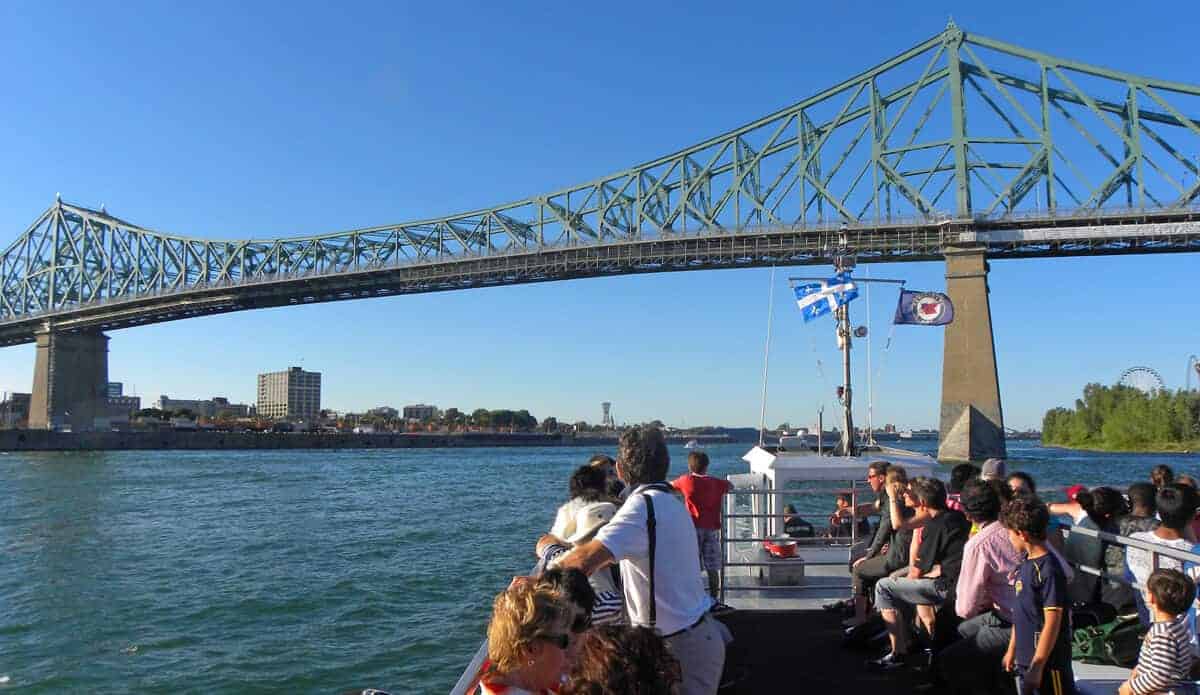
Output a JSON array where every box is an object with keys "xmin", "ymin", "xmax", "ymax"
[
  {"xmin": 937, "ymin": 247, "xmax": 1007, "ymax": 463},
  {"xmin": 28, "ymin": 326, "xmax": 110, "ymax": 432}
]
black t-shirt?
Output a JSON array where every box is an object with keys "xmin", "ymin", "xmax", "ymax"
[
  {"xmin": 1013, "ymin": 553, "xmax": 1072, "ymax": 668},
  {"xmin": 913, "ymin": 509, "xmax": 970, "ymax": 588}
]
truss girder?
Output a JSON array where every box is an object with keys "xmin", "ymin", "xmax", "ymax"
[{"xmin": 2, "ymin": 22, "xmax": 1199, "ymax": 330}]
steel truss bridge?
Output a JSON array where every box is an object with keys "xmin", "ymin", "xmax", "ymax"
[{"xmin": 2, "ymin": 21, "xmax": 1199, "ymax": 347}]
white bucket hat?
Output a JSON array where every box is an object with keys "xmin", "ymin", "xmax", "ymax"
[{"xmin": 565, "ymin": 502, "xmax": 618, "ymax": 545}]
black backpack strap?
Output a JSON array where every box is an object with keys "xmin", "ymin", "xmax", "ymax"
[{"xmin": 642, "ymin": 490, "xmax": 658, "ymax": 628}]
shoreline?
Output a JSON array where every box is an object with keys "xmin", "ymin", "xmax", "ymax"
[
  {"xmin": 1041, "ymin": 441, "xmax": 1200, "ymax": 454},
  {"xmin": 0, "ymin": 429, "xmax": 576, "ymax": 452}
]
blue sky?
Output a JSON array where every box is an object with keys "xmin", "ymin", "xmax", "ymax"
[{"xmin": 1, "ymin": 0, "xmax": 1197, "ymax": 430}]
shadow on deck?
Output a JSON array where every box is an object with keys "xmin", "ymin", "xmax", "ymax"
[{"xmin": 716, "ymin": 609, "xmax": 917, "ymax": 694}]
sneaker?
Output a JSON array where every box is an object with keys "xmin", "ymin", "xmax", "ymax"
[
  {"xmin": 709, "ymin": 601, "xmax": 736, "ymax": 615},
  {"xmin": 823, "ymin": 598, "xmax": 852, "ymax": 612},
  {"xmin": 865, "ymin": 651, "xmax": 908, "ymax": 671}
]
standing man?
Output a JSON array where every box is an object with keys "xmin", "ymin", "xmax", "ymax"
[{"xmin": 558, "ymin": 427, "xmax": 728, "ymax": 695}]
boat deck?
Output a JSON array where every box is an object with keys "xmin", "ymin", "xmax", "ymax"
[{"xmin": 720, "ymin": 546, "xmax": 1131, "ymax": 694}]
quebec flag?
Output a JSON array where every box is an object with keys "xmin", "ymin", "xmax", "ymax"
[{"xmin": 793, "ymin": 272, "xmax": 859, "ymax": 322}]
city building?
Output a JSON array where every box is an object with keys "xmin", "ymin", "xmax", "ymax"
[
  {"xmin": 154, "ymin": 395, "xmax": 252, "ymax": 419},
  {"xmin": 155, "ymin": 395, "xmax": 215, "ymax": 417},
  {"xmin": 211, "ymin": 397, "xmax": 253, "ymax": 418},
  {"xmin": 368, "ymin": 406, "xmax": 399, "ymax": 419},
  {"xmin": 1, "ymin": 392, "xmax": 32, "ymax": 428},
  {"xmin": 107, "ymin": 395, "xmax": 142, "ymax": 418},
  {"xmin": 257, "ymin": 367, "xmax": 322, "ymax": 420},
  {"xmin": 107, "ymin": 382, "xmax": 124, "ymax": 398},
  {"xmin": 402, "ymin": 404, "xmax": 438, "ymax": 422}
]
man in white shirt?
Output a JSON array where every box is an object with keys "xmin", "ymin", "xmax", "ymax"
[{"xmin": 557, "ymin": 427, "xmax": 728, "ymax": 695}]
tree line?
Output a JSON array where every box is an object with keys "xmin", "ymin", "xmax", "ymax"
[{"xmin": 1042, "ymin": 383, "xmax": 1200, "ymax": 450}]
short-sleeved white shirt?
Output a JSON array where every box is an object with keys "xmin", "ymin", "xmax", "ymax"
[{"xmin": 594, "ymin": 484, "xmax": 710, "ymax": 635}]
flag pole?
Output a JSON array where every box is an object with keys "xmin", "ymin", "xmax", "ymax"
[{"xmin": 757, "ymin": 265, "xmax": 776, "ymax": 448}]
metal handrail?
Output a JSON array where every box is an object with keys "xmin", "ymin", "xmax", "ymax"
[{"xmin": 1057, "ymin": 524, "xmax": 1200, "ymax": 590}]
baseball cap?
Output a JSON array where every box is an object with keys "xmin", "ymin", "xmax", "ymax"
[{"xmin": 1066, "ymin": 484, "xmax": 1088, "ymax": 501}]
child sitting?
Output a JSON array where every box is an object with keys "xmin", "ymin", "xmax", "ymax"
[
  {"xmin": 1119, "ymin": 568, "xmax": 1197, "ymax": 695},
  {"xmin": 829, "ymin": 493, "xmax": 871, "ymax": 539}
]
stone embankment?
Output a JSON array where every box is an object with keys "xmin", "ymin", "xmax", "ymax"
[{"xmin": 0, "ymin": 429, "xmax": 565, "ymax": 451}]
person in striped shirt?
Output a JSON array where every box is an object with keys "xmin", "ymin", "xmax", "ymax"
[
  {"xmin": 1120, "ymin": 568, "xmax": 1198, "ymax": 695},
  {"xmin": 537, "ymin": 501, "xmax": 626, "ymax": 625}
]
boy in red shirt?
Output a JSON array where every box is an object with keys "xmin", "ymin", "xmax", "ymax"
[{"xmin": 672, "ymin": 451, "xmax": 734, "ymax": 599}]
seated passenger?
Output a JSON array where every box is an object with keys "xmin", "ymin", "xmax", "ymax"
[
  {"xmin": 561, "ymin": 625, "xmax": 682, "ymax": 695},
  {"xmin": 829, "ymin": 493, "xmax": 871, "ymax": 539},
  {"xmin": 537, "ymin": 502, "xmax": 625, "ymax": 625},
  {"xmin": 1119, "ymin": 482, "xmax": 1160, "ymax": 537},
  {"xmin": 588, "ymin": 454, "xmax": 625, "ymax": 500},
  {"xmin": 1153, "ymin": 464, "xmax": 1177, "ymax": 490},
  {"xmin": 783, "ymin": 503, "xmax": 815, "ymax": 538},
  {"xmin": 946, "ymin": 463, "xmax": 979, "ymax": 513},
  {"xmin": 1006, "ymin": 471, "xmax": 1037, "ymax": 499},
  {"xmin": 867, "ymin": 477, "xmax": 970, "ymax": 671},
  {"xmin": 940, "ymin": 479, "xmax": 1021, "ymax": 695},
  {"xmin": 1064, "ymin": 486, "xmax": 1133, "ymax": 611},
  {"xmin": 1119, "ymin": 569, "xmax": 1197, "ymax": 695},
  {"xmin": 550, "ymin": 465, "xmax": 610, "ymax": 540},
  {"xmin": 1127, "ymin": 484, "xmax": 1200, "ymax": 626},
  {"xmin": 845, "ymin": 464, "xmax": 911, "ymax": 629},
  {"xmin": 1048, "ymin": 483, "xmax": 1089, "ymax": 525}
]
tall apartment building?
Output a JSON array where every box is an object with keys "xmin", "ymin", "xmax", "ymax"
[{"xmin": 257, "ymin": 367, "xmax": 322, "ymax": 420}]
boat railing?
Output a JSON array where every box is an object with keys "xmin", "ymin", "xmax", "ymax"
[
  {"xmin": 1055, "ymin": 523, "xmax": 1200, "ymax": 589},
  {"xmin": 720, "ymin": 481, "xmax": 869, "ymax": 599}
]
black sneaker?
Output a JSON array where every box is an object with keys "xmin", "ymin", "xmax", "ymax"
[
  {"xmin": 865, "ymin": 651, "xmax": 908, "ymax": 671},
  {"xmin": 709, "ymin": 600, "xmax": 735, "ymax": 615}
]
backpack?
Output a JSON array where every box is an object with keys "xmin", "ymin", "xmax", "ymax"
[{"xmin": 1071, "ymin": 615, "xmax": 1145, "ymax": 667}]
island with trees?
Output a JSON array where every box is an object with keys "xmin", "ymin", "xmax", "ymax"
[{"xmin": 1042, "ymin": 383, "xmax": 1200, "ymax": 452}]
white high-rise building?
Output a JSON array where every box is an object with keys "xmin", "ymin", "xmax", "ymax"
[{"xmin": 257, "ymin": 367, "xmax": 321, "ymax": 420}]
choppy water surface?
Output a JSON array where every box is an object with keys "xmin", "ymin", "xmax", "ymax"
[{"xmin": 2, "ymin": 442, "xmax": 1198, "ymax": 693}]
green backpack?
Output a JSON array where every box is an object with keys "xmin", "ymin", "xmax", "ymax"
[{"xmin": 1071, "ymin": 615, "xmax": 1145, "ymax": 667}]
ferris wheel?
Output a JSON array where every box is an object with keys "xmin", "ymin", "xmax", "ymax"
[{"xmin": 1119, "ymin": 366, "xmax": 1165, "ymax": 394}]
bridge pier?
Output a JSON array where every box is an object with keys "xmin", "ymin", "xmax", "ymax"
[
  {"xmin": 937, "ymin": 247, "xmax": 1007, "ymax": 463},
  {"xmin": 28, "ymin": 326, "xmax": 110, "ymax": 432}
]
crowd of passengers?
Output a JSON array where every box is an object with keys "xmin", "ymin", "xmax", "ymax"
[
  {"xmin": 839, "ymin": 458, "xmax": 1200, "ymax": 695},
  {"xmin": 445, "ymin": 428, "xmax": 1200, "ymax": 695}
]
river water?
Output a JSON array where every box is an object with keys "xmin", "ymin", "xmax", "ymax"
[{"xmin": 2, "ymin": 441, "xmax": 1198, "ymax": 694}]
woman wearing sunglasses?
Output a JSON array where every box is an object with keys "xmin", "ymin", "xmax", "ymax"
[{"xmin": 475, "ymin": 581, "xmax": 578, "ymax": 694}]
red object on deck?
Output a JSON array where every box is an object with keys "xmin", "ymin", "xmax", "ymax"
[{"xmin": 763, "ymin": 538, "xmax": 797, "ymax": 558}]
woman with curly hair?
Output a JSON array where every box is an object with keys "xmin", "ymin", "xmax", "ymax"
[
  {"xmin": 561, "ymin": 625, "xmax": 682, "ymax": 695},
  {"xmin": 475, "ymin": 581, "xmax": 578, "ymax": 694}
]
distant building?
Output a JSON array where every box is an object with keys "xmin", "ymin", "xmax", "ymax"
[
  {"xmin": 107, "ymin": 382, "xmax": 124, "ymax": 398},
  {"xmin": 403, "ymin": 404, "xmax": 438, "ymax": 421},
  {"xmin": 257, "ymin": 367, "xmax": 322, "ymax": 420},
  {"xmin": 156, "ymin": 395, "xmax": 215, "ymax": 417},
  {"xmin": 107, "ymin": 395, "xmax": 142, "ymax": 418},
  {"xmin": 368, "ymin": 406, "xmax": 399, "ymax": 419},
  {"xmin": 1, "ymin": 392, "xmax": 32, "ymax": 428},
  {"xmin": 211, "ymin": 397, "xmax": 253, "ymax": 418},
  {"xmin": 154, "ymin": 395, "xmax": 251, "ymax": 419}
]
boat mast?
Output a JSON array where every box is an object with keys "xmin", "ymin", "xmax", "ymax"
[{"xmin": 835, "ymin": 223, "xmax": 856, "ymax": 457}]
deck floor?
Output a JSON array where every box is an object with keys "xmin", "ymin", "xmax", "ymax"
[{"xmin": 715, "ymin": 609, "xmax": 921, "ymax": 694}]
